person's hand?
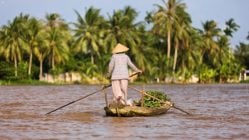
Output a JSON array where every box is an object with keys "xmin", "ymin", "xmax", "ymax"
[
  {"xmin": 137, "ymin": 69, "xmax": 143, "ymax": 74},
  {"xmin": 105, "ymin": 73, "xmax": 111, "ymax": 79}
]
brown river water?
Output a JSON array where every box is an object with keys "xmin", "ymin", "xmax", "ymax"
[{"xmin": 0, "ymin": 84, "xmax": 248, "ymax": 140}]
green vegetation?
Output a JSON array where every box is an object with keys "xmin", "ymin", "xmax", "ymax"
[
  {"xmin": 143, "ymin": 90, "xmax": 171, "ymax": 108},
  {"xmin": 0, "ymin": 0, "xmax": 249, "ymax": 84},
  {"xmin": 0, "ymin": 79, "xmax": 51, "ymax": 85},
  {"xmin": 240, "ymin": 79, "xmax": 249, "ymax": 83}
]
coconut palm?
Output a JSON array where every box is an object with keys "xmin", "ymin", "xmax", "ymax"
[
  {"xmin": 177, "ymin": 28, "xmax": 202, "ymax": 80},
  {"xmin": 224, "ymin": 18, "xmax": 240, "ymax": 38},
  {"xmin": 105, "ymin": 7, "xmax": 133, "ymax": 48},
  {"xmin": 216, "ymin": 35, "xmax": 233, "ymax": 81},
  {"xmin": 234, "ymin": 42, "xmax": 249, "ymax": 69},
  {"xmin": 152, "ymin": 0, "xmax": 186, "ymax": 59},
  {"xmin": 146, "ymin": 43, "xmax": 168, "ymax": 81},
  {"xmin": 105, "ymin": 6, "xmax": 145, "ymax": 69},
  {"xmin": 172, "ymin": 23, "xmax": 190, "ymax": 77},
  {"xmin": 220, "ymin": 19, "xmax": 239, "ymax": 63},
  {"xmin": 22, "ymin": 17, "xmax": 44, "ymax": 76},
  {"xmin": 0, "ymin": 14, "xmax": 27, "ymax": 77},
  {"xmin": 215, "ymin": 19, "xmax": 237, "ymax": 81},
  {"xmin": 172, "ymin": 5, "xmax": 191, "ymax": 74},
  {"xmin": 200, "ymin": 20, "xmax": 221, "ymax": 67},
  {"xmin": 72, "ymin": 7, "xmax": 106, "ymax": 65},
  {"xmin": 31, "ymin": 26, "xmax": 50, "ymax": 80},
  {"xmin": 44, "ymin": 13, "xmax": 71, "ymax": 71}
]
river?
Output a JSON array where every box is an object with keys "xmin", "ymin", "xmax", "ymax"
[{"xmin": 0, "ymin": 84, "xmax": 248, "ymax": 140}]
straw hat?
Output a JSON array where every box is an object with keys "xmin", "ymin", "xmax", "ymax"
[{"xmin": 112, "ymin": 43, "xmax": 129, "ymax": 54}]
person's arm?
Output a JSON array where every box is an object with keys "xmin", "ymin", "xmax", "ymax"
[
  {"xmin": 127, "ymin": 56, "xmax": 142, "ymax": 73},
  {"xmin": 107, "ymin": 56, "xmax": 115, "ymax": 77}
]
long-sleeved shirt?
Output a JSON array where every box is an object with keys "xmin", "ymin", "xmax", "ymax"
[{"xmin": 108, "ymin": 53, "xmax": 139, "ymax": 80}]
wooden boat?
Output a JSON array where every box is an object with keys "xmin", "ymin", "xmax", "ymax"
[{"xmin": 104, "ymin": 103, "xmax": 172, "ymax": 117}]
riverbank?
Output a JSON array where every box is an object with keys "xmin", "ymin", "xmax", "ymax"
[
  {"xmin": 0, "ymin": 80, "xmax": 52, "ymax": 86},
  {"xmin": 0, "ymin": 79, "xmax": 248, "ymax": 86}
]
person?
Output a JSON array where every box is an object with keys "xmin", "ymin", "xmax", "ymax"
[{"xmin": 107, "ymin": 43, "xmax": 142, "ymax": 105}]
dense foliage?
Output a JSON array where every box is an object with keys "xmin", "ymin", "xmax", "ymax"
[
  {"xmin": 143, "ymin": 90, "xmax": 171, "ymax": 108},
  {"xmin": 0, "ymin": 0, "xmax": 248, "ymax": 84}
]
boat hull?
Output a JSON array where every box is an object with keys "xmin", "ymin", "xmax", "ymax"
[{"xmin": 104, "ymin": 104, "xmax": 171, "ymax": 117}]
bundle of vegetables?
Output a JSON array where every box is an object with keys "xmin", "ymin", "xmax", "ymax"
[{"xmin": 143, "ymin": 90, "xmax": 171, "ymax": 108}]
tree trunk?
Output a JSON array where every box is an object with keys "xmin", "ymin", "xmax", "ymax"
[
  {"xmin": 167, "ymin": 30, "xmax": 171, "ymax": 59},
  {"xmin": 28, "ymin": 50, "xmax": 33, "ymax": 76},
  {"xmin": 39, "ymin": 55, "xmax": 43, "ymax": 80},
  {"xmin": 14, "ymin": 55, "xmax": 18, "ymax": 77},
  {"xmin": 91, "ymin": 52, "xmax": 94, "ymax": 64},
  {"xmin": 52, "ymin": 49, "xmax": 55, "ymax": 70},
  {"xmin": 173, "ymin": 41, "xmax": 179, "ymax": 72}
]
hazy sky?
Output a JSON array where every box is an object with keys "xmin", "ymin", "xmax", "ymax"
[{"xmin": 0, "ymin": 0, "xmax": 248, "ymax": 46}]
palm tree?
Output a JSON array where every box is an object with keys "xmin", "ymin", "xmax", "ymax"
[
  {"xmin": 73, "ymin": 7, "xmax": 106, "ymax": 65},
  {"xmin": 23, "ymin": 17, "xmax": 44, "ymax": 76},
  {"xmin": 145, "ymin": 41, "xmax": 168, "ymax": 81},
  {"xmin": 0, "ymin": 14, "xmax": 27, "ymax": 77},
  {"xmin": 195, "ymin": 20, "xmax": 222, "ymax": 82},
  {"xmin": 172, "ymin": 5, "xmax": 191, "ymax": 74},
  {"xmin": 177, "ymin": 28, "xmax": 202, "ymax": 81},
  {"xmin": 105, "ymin": 6, "xmax": 145, "ymax": 68},
  {"xmin": 217, "ymin": 35, "xmax": 233, "ymax": 81},
  {"xmin": 44, "ymin": 13, "xmax": 71, "ymax": 71},
  {"xmin": 201, "ymin": 20, "xmax": 221, "ymax": 67},
  {"xmin": 33, "ymin": 38, "xmax": 49, "ymax": 79},
  {"xmin": 234, "ymin": 42, "xmax": 249, "ymax": 69},
  {"xmin": 214, "ymin": 19, "xmax": 239, "ymax": 82},
  {"xmin": 30, "ymin": 23, "xmax": 50, "ymax": 80},
  {"xmin": 224, "ymin": 18, "xmax": 240, "ymax": 37},
  {"xmin": 152, "ymin": 0, "xmax": 186, "ymax": 59}
]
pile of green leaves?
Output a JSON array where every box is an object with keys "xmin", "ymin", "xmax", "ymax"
[{"xmin": 143, "ymin": 90, "xmax": 171, "ymax": 108}]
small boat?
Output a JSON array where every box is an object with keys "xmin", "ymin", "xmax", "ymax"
[
  {"xmin": 104, "ymin": 103, "xmax": 172, "ymax": 117},
  {"xmin": 103, "ymin": 87, "xmax": 174, "ymax": 117}
]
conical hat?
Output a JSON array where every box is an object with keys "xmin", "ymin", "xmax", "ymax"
[{"xmin": 112, "ymin": 43, "xmax": 129, "ymax": 54}]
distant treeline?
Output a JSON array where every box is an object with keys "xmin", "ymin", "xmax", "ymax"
[{"xmin": 0, "ymin": 0, "xmax": 249, "ymax": 84}]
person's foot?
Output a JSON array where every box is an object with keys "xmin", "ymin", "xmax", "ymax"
[
  {"xmin": 117, "ymin": 96, "xmax": 127, "ymax": 105},
  {"xmin": 116, "ymin": 96, "xmax": 122, "ymax": 105},
  {"xmin": 117, "ymin": 96, "xmax": 122, "ymax": 101}
]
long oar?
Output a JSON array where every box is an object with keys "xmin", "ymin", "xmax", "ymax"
[
  {"xmin": 129, "ymin": 87, "xmax": 191, "ymax": 115},
  {"xmin": 45, "ymin": 72, "xmax": 140, "ymax": 115},
  {"xmin": 45, "ymin": 85, "xmax": 111, "ymax": 115}
]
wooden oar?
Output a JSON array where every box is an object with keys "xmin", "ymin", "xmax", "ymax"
[
  {"xmin": 129, "ymin": 87, "xmax": 191, "ymax": 115},
  {"xmin": 45, "ymin": 84, "xmax": 111, "ymax": 115},
  {"xmin": 45, "ymin": 72, "xmax": 140, "ymax": 115}
]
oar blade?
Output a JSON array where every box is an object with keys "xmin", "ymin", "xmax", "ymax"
[{"xmin": 173, "ymin": 105, "xmax": 192, "ymax": 115}]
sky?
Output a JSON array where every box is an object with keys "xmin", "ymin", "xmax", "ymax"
[{"xmin": 0, "ymin": 0, "xmax": 248, "ymax": 46}]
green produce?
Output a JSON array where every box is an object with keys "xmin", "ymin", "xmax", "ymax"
[{"xmin": 143, "ymin": 90, "xmax": 171, "ymax": 108}]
